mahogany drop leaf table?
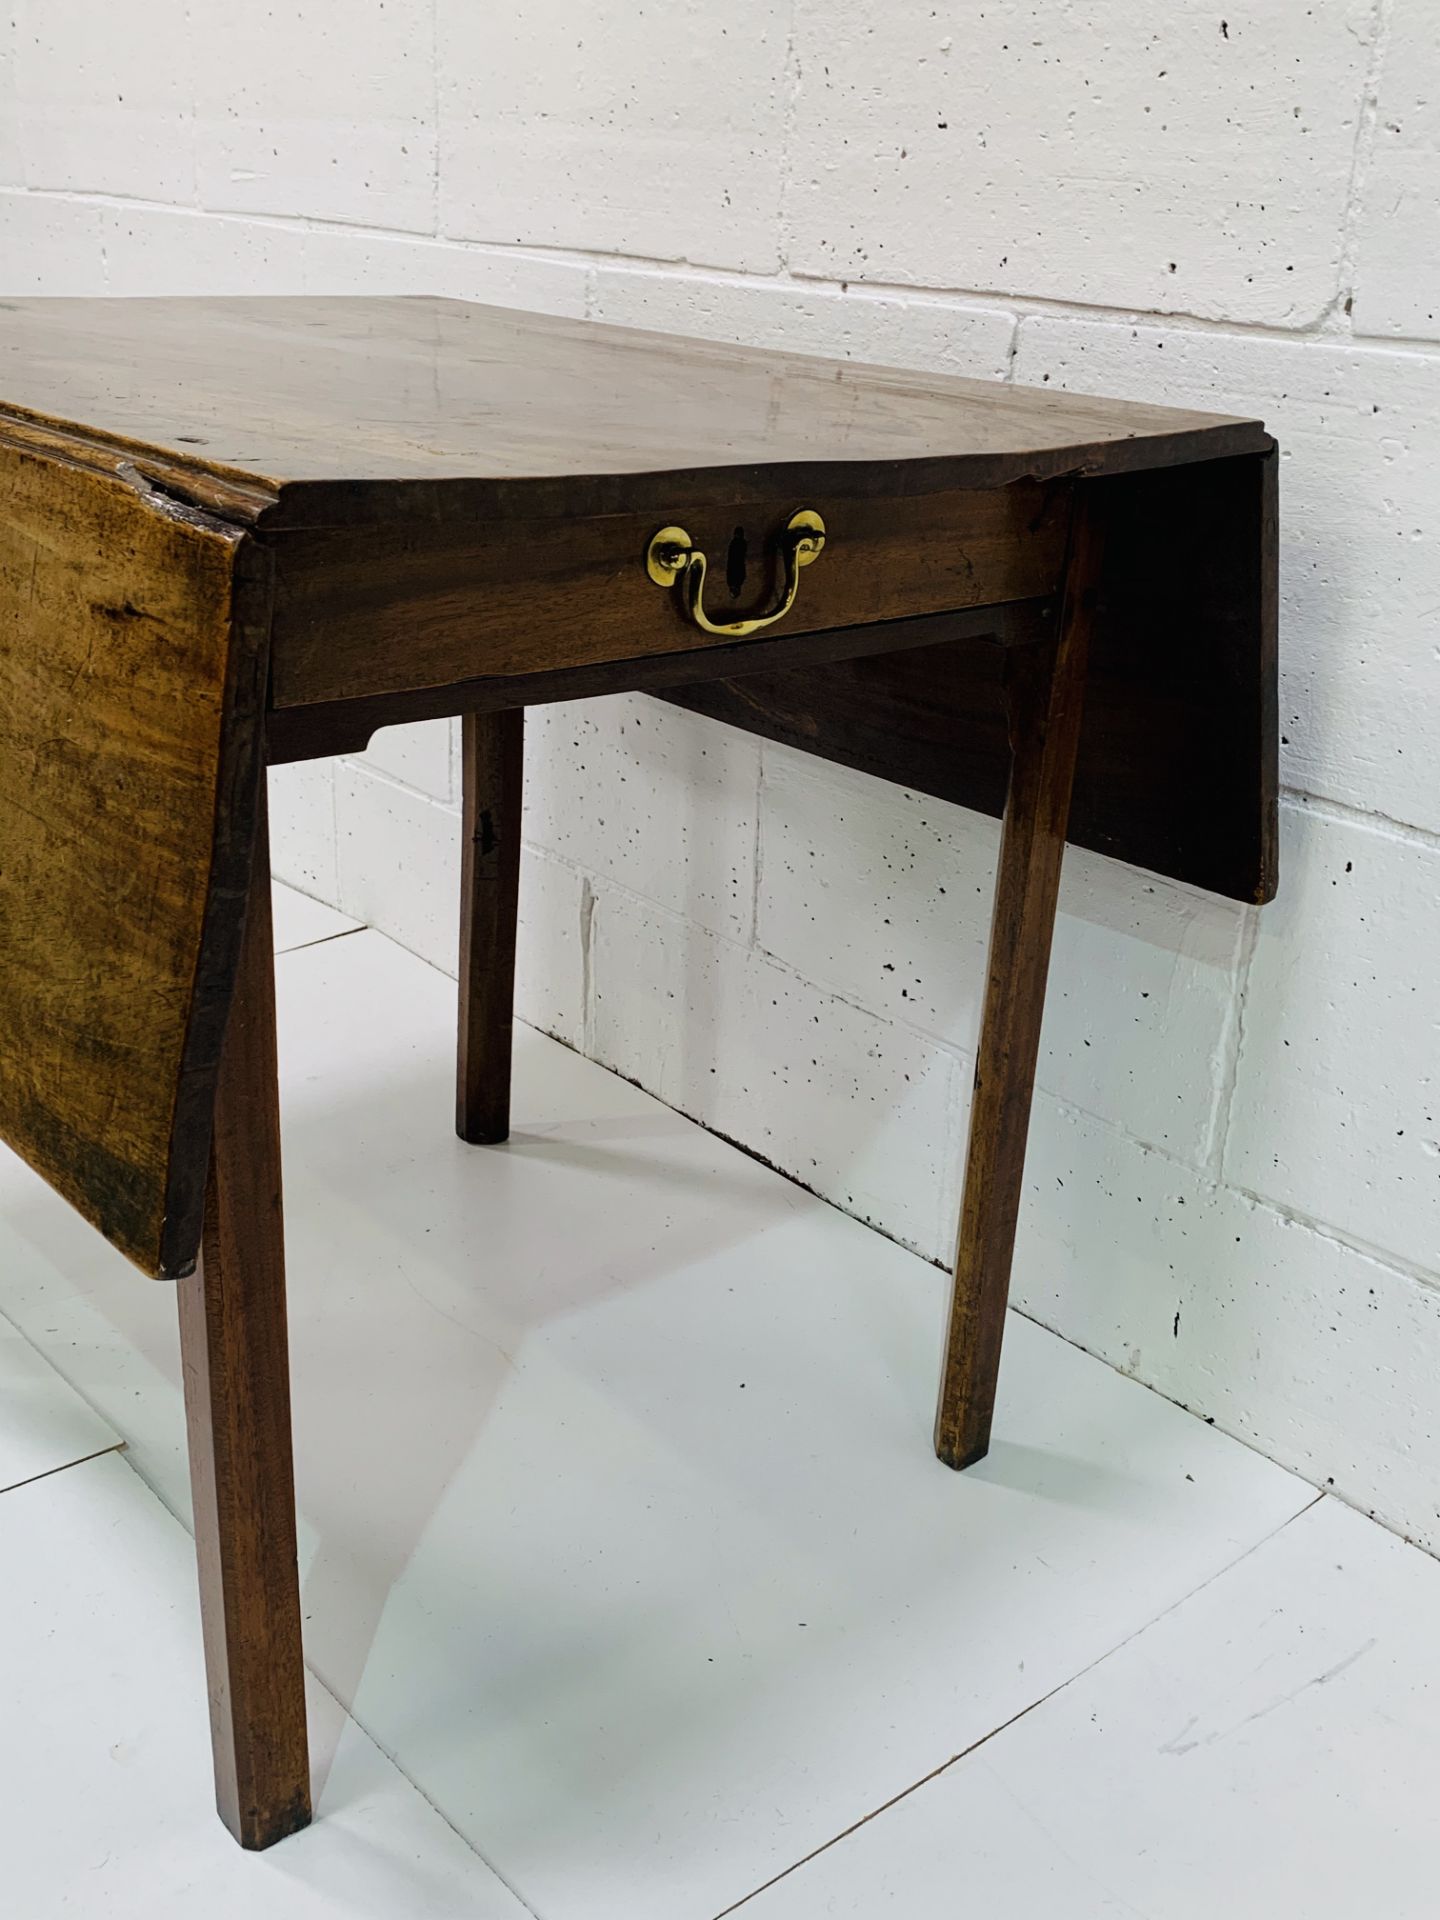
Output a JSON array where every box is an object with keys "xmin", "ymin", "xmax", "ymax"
[{"xmin": 0, "ymin": 296, "xmax": 1276, "ymax": 1848}]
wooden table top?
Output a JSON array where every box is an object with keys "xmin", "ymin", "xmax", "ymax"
[
  {"xmin": 0, "ymin": 296, "xmax": 1275, "ymax": 1285},
  {"xmin": 0, "ymin": 296, "xmax": 1268, "ymax": 524}
]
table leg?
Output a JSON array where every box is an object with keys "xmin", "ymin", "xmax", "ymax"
[
  {"xmin": 934, "ymin": 497, "xmax": 1104, "ymax": 1470},
  {"xmin": 177, "ymin": 784, "xmax": 311, "ymax": 1848},
  {"xmin": 457, "ymin": 708, "xmax": 524, "ymax": 1144}
]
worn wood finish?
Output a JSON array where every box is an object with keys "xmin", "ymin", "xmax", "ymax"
[
  {"xmin": 266, "ymin": 480, "xmax": 1070, "ymax": 707},
  {"xmin": 1072, "ymin": 447, "xmax": 1279, "ymax": 902},
  {"xmin": 0, "ymin": 298, "xmax": 1271, "ymax": 529},
  {"xmin": 0, "ymin": 424, "xmax": 273, "ymax": 1280},
  {"xmin": 0, "ymin": 298, "xmax": 1277, "ymax": 1286},
  {"xmin": 177, "ymin": 790, "xmax": 310, "ymax": 1849},
  {"xmin": 661, "ymin": 449, "xmax": 1279, "ymax": 906},
  {"xmin": 0, "ymin": 297, "xmax": 1281, "ymax": 1864},
  {"xmin": 266, "ymin": 602, "xmax": 1049, "ymax": 765},
  {"xmin": 457, "ymin": 710, "xmax": 525, "ymax": 1144},
  {"xmin": 934, "ymin": 497, "xmax": 1105, "ymax": 1471}
]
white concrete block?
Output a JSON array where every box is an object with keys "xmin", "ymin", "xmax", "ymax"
[
  {"xmin": 788, "ymin": 0, "xmax": 1370, "ymax": 325},
  {"xmin": 337, "ymin": 763, "xmax": 461, "ymax": 976},
  {"xmin": 1016, "ymin": 1092, "xmax": 1440, "ymax": 1555},
  {"xmin": 357, "ymin": 719, "xmax": 455, "ymax": 804},
  {"xmin": 83, "ymin": 200, "xmax": 590, "ymax": 311},
  {"xmin": 99, "ymin": 203, "xmax": 310, "ymax": 296},
  {"xmin": 335, "ymin": 763, "xmax": 587, "ymax": 1047},
  {"xmin": 194, "ymin": 0, "xmax": 435, "ymax": 232},
  {"xmin": 1014, "ymin": 316, "xmax": 1440, "ymax": 837},
  {"xmin": 0, "ymin": 192, "xmax": 106, "ymax": 292},
  {"xmin": 438, "ymin": 0, "xmax": 789, "ymax": 271},
  {"xmin": 0, "ymin": 14, "xmax": 20, "ymax": 188},
  {"xmin": 590, "ymin": 265, "xmax": 1015, "ymax": 378},
  {"xmin": 591, "ymin": 886, "xmax": 962, "ymax": 1259},
  {"xmin": 759, "ymin": 747, "xmax": 1245, "ymax": 1164},
  {"xmin": 269, "ymin": 757, "xmax": 339, "ymax": 900},
  {"xmin": 526, "ymin": 696, "xmax": 760, "ymax": 943},
  {"xmin": 1016, "ymin": 1095, "xmax": 1204, "ymax": 1378},
  {"xmin": 16, "ymin": 0, "xmax": 196, "ymax": 204},
  {"xmin": 1174, "ymin": 1201, "xmax": 1440, "ymax": 1553},
  {"xmin": 1225, "ymin": 799, "xmax": 1440, "ymax": 1275},
  {"xmin": 514, "ymin": 849, "xmax": 589, "ymax": 1053},
  {"xmin": 1352, "ymin": 0, "xmax": 1440, "ymax": 339}
]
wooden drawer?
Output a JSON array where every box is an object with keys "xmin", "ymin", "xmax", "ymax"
[{"xmin": 266, "ymin": 478, "xmax": 1073, "ymax": 708}]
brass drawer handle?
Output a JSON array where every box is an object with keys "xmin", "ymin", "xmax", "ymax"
[{"xmin": 645, "ymin": 509, "xmax": 826, "ymax": 637}]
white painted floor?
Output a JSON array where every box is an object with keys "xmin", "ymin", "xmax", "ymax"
[{"xmin": 0, "ymin": 884, "xmax": 1435, "ymax": 1918}]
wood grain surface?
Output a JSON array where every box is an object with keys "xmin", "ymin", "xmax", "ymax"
[
  {"xmin": 0, "ymin": 427, "xmax": 272, "ymax": 1277},
  {"xmin": 0, "ymin": 298, "xmax": 1270, "ymax": 528},
  {"xmin": 456, "ymin": 710, "xmax": 524, "ymax": 1145},
  {"xmin": 934, "ymin": 495, "xmax": 1104, "ymax": 1470},
  {"xmin": 0, "ymin": 298, "xmax": 1275, "ymax": 1287},
  {"xmin": 662, "ymin": 449, "xmax": 1279, "ymax": 905},
  {"xmin": 178, "ymin": 795, "xmax": 310, "ymax": 1847},
  {"xmin": 268, "ymin": 480, "xmax": 1071, "ymax": 706},
  {"xmin": 264, "ymin": 603, "xmax": 1047, "ymax": 765}
]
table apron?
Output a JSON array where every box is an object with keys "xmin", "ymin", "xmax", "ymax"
[{"xmin": 264, "ymin": 479, "xmax": 1072, "ymax": 709}]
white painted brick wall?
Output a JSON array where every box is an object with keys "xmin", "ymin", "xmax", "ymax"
[
  {"xmin": 755, "ymin": 747, "xmax": 1248, "ymax": 1166},
  {"xmin": 440, "ymin": 0, "xmax": 791, "ymax": 272},
  {"xmin": 5, "ymin": 1, "xmax": 1439, "ymax": 1550},
  {"xmin": 195, "ymin": 2, "xmax": 436, "ymax": 232},
  {"xmin": 526, "ymin": 700, "xmax": 761, "ymax": 943},
  {"xmin": 784, "ymin": 1, "xmax": 1372, "ymax": 326},
  {"xmin": 1352, "ymin": 0, "xmax": 1439, "ymax": 338}
]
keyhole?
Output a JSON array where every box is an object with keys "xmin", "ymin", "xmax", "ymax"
[{"xmin": 725, "ymin": 525, "xmax": 748, "ymax": 598}]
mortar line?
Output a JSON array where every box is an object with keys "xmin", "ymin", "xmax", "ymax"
[
  {"xmin": 750, "ymin": 749, "xmax": 766, "ymax": 949},
  {"xmin": 1205, "ymin": 903, "xmax": 1261, "ymax": 1179},
  {"xmin": 1327, "ymin": 0, "xmax": 1394, "ymax": 328},
  {"xmin": 14, "ymin": 185, "xmax": 1440, "ymax": 358},
  {"xmin": 429, "ymin": 0, "xmax": 442, "ymax": 236},
  {"xmin": 1284, "ymin": 786, "xmax": 1440, "ymax": 853},
  {"xmin": 579, "ymin": 874, "xmax": 597, "ymax": 1054},
  {"xmin": 775, "ymin": 0, "xmax": 802, "ymax": 274}
]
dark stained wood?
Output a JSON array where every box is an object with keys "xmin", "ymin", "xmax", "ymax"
[
  {"xmin": 0, "ymin": 296, "xmax": 1280, "ymax": 1859},
  {"xmin": 1255, "ymin": 447, "xmax": 1280, "ymax": 895},
  {"xmin": 177, "ymin": 789, "xmax": 311, "ymax": 1850},
  {"xmin": 266, "ymin": 602, "xmax": 1049, "ymax": 765},
  {"xmin": 265, "ymin": 480, "xmax": 1070, "ymax": 707},
  {"xmin": 457, "ymin": 710, "xmax": 525, "ymax": 1144},
  {"xmin": 0, "ymin": 297, "xmax": 1271, "ymax": 532},
  {"xmin": 0, "ymin": 420, "xmax": 274, "ymax": 1280},
  {"xmin": 1066, "ymin": 448, "xmax": 1278, "ymax": 903},
  {"xmin": 934, "ymin": 493, "xmax": 1105, "ymax": 1471},
  {"xmin": 662, "ymin": 448, "xmax": 1279, "ymax": 905},
  {"xmin": 0, "ymin": 298, "xmax": 1275, "ymax": 1295}
]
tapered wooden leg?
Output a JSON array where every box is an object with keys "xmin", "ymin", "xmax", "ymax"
[
  {"xmin": 457, "ymin": 707, "xmax": 524, "ymax": 1144},
  {"xmin": 934, "ymin": 497, "xmax": 1104, "ymax": 1470},
  {"xmin": 178, "ymin": 784, "xmax": 310, "ymax": 1848}
]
